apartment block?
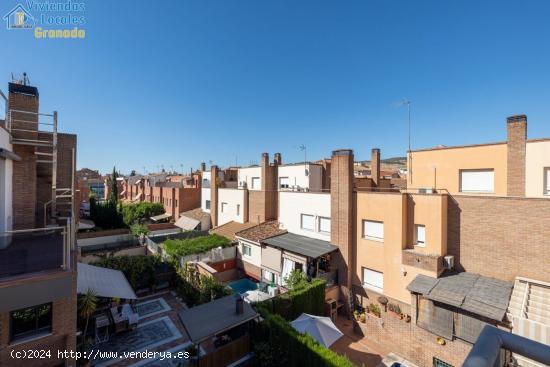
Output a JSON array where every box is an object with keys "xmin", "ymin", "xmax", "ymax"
[{"xmin": 0, "ymin": 81, "xmax": 77, "ymax": 367}]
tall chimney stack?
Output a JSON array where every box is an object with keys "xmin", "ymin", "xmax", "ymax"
[
  {"xmin": 274, "ymin": 153, "xmax": 282, "ymax": 166},
  {"xmin": 506, "ymin": 115, "xmax": 527, "ymax": 196},
  {"xmin": 201, "ymin": 162, "xmax": 206, "ymax": 172},
  {"xmin": 330, "ymin": 149, "xmax": 354, "ymax": 317},
  {"xmin": 210, "ymin": 165, "xmax": 219, "ymax": 226},
  {"xmin": 371, "ymin": 148, "xmax": 380, "ymax": 187}
]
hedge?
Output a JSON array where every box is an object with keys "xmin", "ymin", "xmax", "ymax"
[
  {"xmin": 256, "ymin": 278, "xmax": 326, "ymax": 320},
  {"xmin": 90, "ymin": 255, "xmax": 174, "ymax": 290},
  {"xmin": 121, "ymin": 202, "xmax": 165, "ymax": 227},
  {"xmin": 162, "ymin": 234, "xmax": 231, "ymax": 260},
  {"xmin": 252, "ymin": 307, "xmax": 355, "ymax": 367}
]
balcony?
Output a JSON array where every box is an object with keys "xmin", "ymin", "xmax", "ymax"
[
  {"xmin": 0, "ymin": 227, "xmax": 70, "ymax": 281},
  {"xmin": 402, "ymin": 249, "xmax": 443, "ymax": 274}
]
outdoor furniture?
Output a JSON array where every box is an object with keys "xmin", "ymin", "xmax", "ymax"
[
  {"xmin": 110, "ymin": 306, "xmax": 129, "ymax": 333},
  {"xmin": 94, "ymin": 314, "xmax": 110, "ymax": 344},
  {"xmin": 121, "ymin": 303, "xmax": 139, "ymax": 329}
]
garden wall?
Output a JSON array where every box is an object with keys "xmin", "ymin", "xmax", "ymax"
[{"xmin": 79, "ymin": 246, "xmax": 147, "ymax": 263}]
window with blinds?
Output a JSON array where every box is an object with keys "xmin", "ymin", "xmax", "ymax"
[
  {"xmin": 363, "ymin": 220, "xmax": 384, "ymax": 241},
  {"xmin": 545, "ymin": 167, "xmax": 550, "ymax": 195},
  {"xmin": 362, "ymin": 267, "xmax": 384, "ymax": 292},
  {"xmin": 459, "ymin": 169, "xmax": 494, "ymax": 193},
  {"xmin": 318, "ymin": 217, "xmax": 331, "ymax": 233},
  {"xmin": 301, "ymin": 214, "xmax": 315, "ymax": 231}
]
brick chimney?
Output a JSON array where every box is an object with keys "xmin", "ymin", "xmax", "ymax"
[
  {"xmin": 506, "ymin": 115, "xmax": 527, "ymax": 196},
  {"xmin": 200, "ymin": 162, "xmax": 206, "ymax": 172},
  {"xmin": 8, "ymin": 82, "xmax": 39, "ymax": 229},
  {"xmin": 273, "ymin": 153, "xmax": 282, "ymax": 165},
  {"xmin": 330, "ymin": 149, "xmax": 354, "ymax": 317},
  {"xmin": 210, "ymin": 165, "xmax": 219, "ymax": 227},
  {"xmin": 371, "ymin": 148, "xmax": 380, "ymax": 187},
  {"xmin": 261, "ymin": 153, "xmax": 278, "ymax": 220}
]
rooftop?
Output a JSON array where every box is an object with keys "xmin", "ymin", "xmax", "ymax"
[
  {"xmin": 235, "ymin": 220, "xmax": 286, "ymax": 243},
  {"xmin": 178, "ymin": 295, "xmax": 257, "ymax": 343},
  {"xmin": 210, "ymin": 221, "xmax": 257, "ymax": 241}
]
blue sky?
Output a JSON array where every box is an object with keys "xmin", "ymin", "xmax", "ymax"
[{"xmin": 1, "ymin": 0, "xmax": 550, "ymax": 174}]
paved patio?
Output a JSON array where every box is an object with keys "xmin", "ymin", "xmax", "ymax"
[
  {"xmin": 330, "ymin": 316, "xmax": 390, "ymax": 367},
  {"xmin": 91, "ymin": 292, "xmax": 190, "ymax": 367}
]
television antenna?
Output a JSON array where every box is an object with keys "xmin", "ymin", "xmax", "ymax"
[{"xmin": 396, "ymin": 98, "xmax": 412, "ymax": 152}]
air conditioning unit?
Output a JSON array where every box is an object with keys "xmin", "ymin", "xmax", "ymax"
[
  {"xmin": 419, "ymin": 187, "xmax": 435, "ymax": 194},
  {"xmin": 443, "ymin": 255, "xmax": 454, "ymax": 270}
]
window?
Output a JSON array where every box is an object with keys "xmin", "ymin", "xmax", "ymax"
[
  {"xmin": 362, "ymin": 268, "xmax": 383, "ymax": 292},
  {"xmin": 415, "ymin": 224, "xmax": 426, "ymax": 247},
  {"xmin": 363, "ymin": 220, "xmax": 384, "ymax": 241},
  {"xmin": 236, "ymin": 204, "xmax": 240, "ymax": 216},
  {"xmin": 300, "ymin": 214, "xmax": 315, "ymax": 231},
  {"xmin": 545, "ymin": 167, "xmax": 550, "ymax": 195},
  {"xmin": 221, "ymin": 202, "xmax": 228, "ymax": 213},
  {"xmin": 242, "ymin": 243, "xmax": 252, "ymax": 257},
  {"xmin": 279, "ymin": 177, "xmax": 290, "ymax": 189},
  {"xmin": 318, "ymin": 217, "xmax": 331, "ymax": 233},
  {"xmin": 205, "ymin": 200, "xmax": 211, "ymax": 210},
  {"xmin": 459, "ymin": 169, "xmax": 494, "ymax": 193},
  {"xmin": 263, "ymin": 269, "xmax": 276, "ymax": 283},
  {"xmin": 10, "ymin": 303, "xmax": 52, "ymax": 342},
  {"xmin": 251, "ymin": 177, "xmax": 260, "ymax": 190}
]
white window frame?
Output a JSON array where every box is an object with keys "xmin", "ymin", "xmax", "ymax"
[
  {"xmin": 459, "ymin": 169, "xmax": 495, "ymax": 193},
  {"xmin": 251, "ymin": 177, "xmax": 260, "ymax": 190},
  {"xmin": 221, "ymin": 202, "xmax": 228, "ymax": 213},
  {"xmin": 242, "ymin": 243, "xmax": 252, "ymax": 257},
  {"xmin": 415, "ymin": 224, "xmax": 426, "ymax": 247},
  {"xmin": 544, "ymin": 167, "xmax": 550, "ymax": 195},
  {"xmin": 300, "ymin": 214, "xmax": 315, "ymax": 231},
  {"xmin": 362, "ymin": 220, "xmax": 384, "ymax": 242},
  {"xmin": 318, "ymin": 217, "xmax": 331, "ymax": 234},
  {"xmin": 362, "ymin": 267, "xmax": 384, "ymax": 293}
]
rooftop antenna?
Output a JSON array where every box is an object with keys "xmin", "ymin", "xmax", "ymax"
[
  {"xmin": 180, "ymin": 164, "xmax": 184, "ymax": 174},
  {"xmin": 299, "ymin": 144, "xmax": 307, "ymax": 175},
  {"xmin": 396, "ymin": 98, "xmax": 412, "ymax": 152}
]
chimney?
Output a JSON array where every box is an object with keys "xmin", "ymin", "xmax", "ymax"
[
  {"xmin": 210, "ymin": 165, "xmax": 219, "ymax": 226},
  {"xmin": 330, "ymin": 149, "xmax": 354, "ymax": 317},
  {"xmin": 506, "ymin": 115, "xmax": 527, "ymax": 196},
  {"xmin": 371, "ymin": 148, "xmax": 380, "ymax": 187},
  {"xmin": 235, "ymin": 296, "xmax": 244, "ymax": 315},
  {"xmin": 274, "ymin": 153, "xmax": 282, "ymax": 165},
  {"xmin": 8, "ymin": 82, "xmax": 39, "ymax": 229},
  {"xmin": 261, "ymin": 153, "xmax": 277, "ymax": 220},
  {"xmin": 201, "ymin": 162, "xmax": 206, "ymax": 172}
]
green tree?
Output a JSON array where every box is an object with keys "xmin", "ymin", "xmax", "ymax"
[
  {"xmin": 107, "ymin": 166, "xmax": 119, "ymax": 205},
  {"xmin": 78, "ymin": 289, "xmax": 98, "ymax": 342},
  {"xmin": 284, "ymin": 269, "xmax": 308, "ymax": 290}
]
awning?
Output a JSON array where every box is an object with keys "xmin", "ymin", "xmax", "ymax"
[
  {"xmin": 407, "ymin": 273, "xmax": 513, "ymax": 321},
  {"xmin": 262, "ymin": 232, "xmax": 338, "ymax": 259},
  {"xmin": 0, "ymin": 148, "xmax": 21, "ymax": 161},
  {"xmin": 77, "ymin": 262, "xmax": 137, "ymax": 299},
  {"xmin": 175, "ymin": 215, "xmax": 200, "ymax": 231},
  {"xmin": 150, "ymin": 213, "xmax": 171, "ymax": 222},
  {"xmin": 178, "ymin": 295, "xmax": 258, "ymax": 343}
]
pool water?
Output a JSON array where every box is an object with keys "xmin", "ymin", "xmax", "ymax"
[{"xmin": 229, "ymin": 278, "xmax": 258, "ymax": 294}]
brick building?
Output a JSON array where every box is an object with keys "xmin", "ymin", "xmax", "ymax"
[{"xmin": 0, "ymin": 81, "xmax": 77, "ymax": 366}]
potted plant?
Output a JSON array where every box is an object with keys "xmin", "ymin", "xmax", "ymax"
[
  {"xmin": 353, "ymin": 310, "xmax": 360, "ymax": 321},
  {"xmin": 387, "ymin": 303, "xmax": 403, "ymax": 319},
  {"xmin": 378, "ymin": 296, "xmax": 389, "ymax": 312},
  {"xmin": 359, "ymin": 312, "xmax": 366, "ymax": 323},
  {"xmin": 368, "ymin": 303, "xmax": 381, "ymax": 318}
]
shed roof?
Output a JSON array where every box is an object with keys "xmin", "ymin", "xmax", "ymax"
[
  {"xmin": 178, "ymin": 295, "xmax": 258, "ymax": 343},
  {"xmin": 407, "ymin": 273, "xmax": 513, "ymax": 321},
  {"xmin": 262, "ymin": 232, "xmax": 338, "ymax": 259},
  {"xmin": 77, "ymin": 262, "xmax": 137, "ymax": 300}
]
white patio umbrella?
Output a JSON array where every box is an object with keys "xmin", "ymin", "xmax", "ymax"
[{"xmin": 290, "ymin": 313, "xmax": 343, "ymax": 347}]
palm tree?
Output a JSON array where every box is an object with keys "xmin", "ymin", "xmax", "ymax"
[{"xmin": 79, "ymin": 289, "xmax": 98, "ymax": 343}]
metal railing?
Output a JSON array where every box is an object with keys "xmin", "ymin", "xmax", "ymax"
[
  {"xmin": 462, "ymin": 325, "xmax": 550, "ymax": 367},
  {"xmin": 0, "ymin": 225, "xmax": 71, "ymax": 280}
]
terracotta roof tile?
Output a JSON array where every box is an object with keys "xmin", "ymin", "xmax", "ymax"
[
  {"xmin": 235, "ymin": 220, "xmax": 286, "ymax": 243},
  {"xmin": 180, "ymin": 208, "xmax": 210, "ymax": 222},
  {"xmin": 209, "ymin": 221, "xmax": 257, "ymax": 241}
]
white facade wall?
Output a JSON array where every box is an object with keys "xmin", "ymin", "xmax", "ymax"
[
  {"xmin": 0, "ymin": 128, "xmax": 13, "ymax": 233},
  {"xmin": 278, "ymin": 164, "xmax": 322, "ymax": 192},
  {"xmin": 278, "ymin": 191, "xmax": 331, "ymax": 240},
  {"xmin": 236, "ymin": 238, "xmax": 262, "ymax": 268},
  {"xmin": 238, "ymin": 166, "xmax": 262, "ymax": 190},
  {"xmin": 201, "ymin": 188, "xmax": 211, "ymax": 213},
  {"xmin": 217, "ymin": 188, "xmax": 246, "ymax": 225},
  {"xmin": 525, "ymin": 140, "xmax": 550, "ymax": 198}
]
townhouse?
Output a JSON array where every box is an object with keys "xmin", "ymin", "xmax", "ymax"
[
  {"xmin": 0, "ymin": 81, "xmax": 77, "ymax": 366},
  {"xmin": 204, "ymin": 115, "xmax": 549, "ymax": 367}
]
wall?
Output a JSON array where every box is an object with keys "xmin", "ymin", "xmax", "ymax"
[
  {"xmin": 277, "ymin": 164, "xmax": 323, "ymax": 191},
  {"xmin": 278, "ymin": 191, "xmax": 331, "ymax": 240},
  {"xmin": 0, "ymin": 127, "xmax": 13, "ymax": 233},
  {"xmin": 238, "ymin": 166, "xmax": 261, "ymax": 190},
  {"xmin": 77, "ymin": 233, "xmax": 134, "ymax": 247},
  {"xmin": 236, "ymin": 238, "xmax": 262, "ymax": 279},
  {"xmin": 525, "ymin": 139, "xmax": 550, "ymax": 198},
  {"xmin": 218, "ymin": 188, "xmax": 246, "ymax": 225},
  {"xmin": 79, "ymin": 245, "xmax": 146, "ymax": 263},
  {"xmin": 201, "ymin": 187, "xmax": 211, "ymax": 213},
  {"xmin": 448, "ymin": 195, "xmax": 550, "ymax": 283},
  {"xmin": 406, "ymin": 193, "xmax": 448, "ymax": 257},
  {"xmin": 408, "ymin": 143, "xmax": 507, "ymax": 195}
]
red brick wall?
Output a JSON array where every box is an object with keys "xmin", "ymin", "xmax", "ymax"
[
  {"xmin": 448, "ymin": 195, "xmax": 550, "ymax": 283},
  {"xmin": 506, "ymin": 116, "xmax": 527, "ymax": 196}
]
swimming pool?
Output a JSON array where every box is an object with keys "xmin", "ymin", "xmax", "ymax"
[{"xmin": 228, "ymin": 278, "xmax": 258, "ymax": 294}]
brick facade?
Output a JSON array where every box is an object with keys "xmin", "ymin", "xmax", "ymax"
[
  {"xmin": 506, "ymin": 115, "xmax": 527, "ymax": 196},
  {"xmin": 448, "ymin": 194, "xmax": 550, "ymax": 283}
]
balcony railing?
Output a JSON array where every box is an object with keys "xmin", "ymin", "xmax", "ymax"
[{"xmin": 0, "ymin": 226, "xmax": 70, "ymax": 281}]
